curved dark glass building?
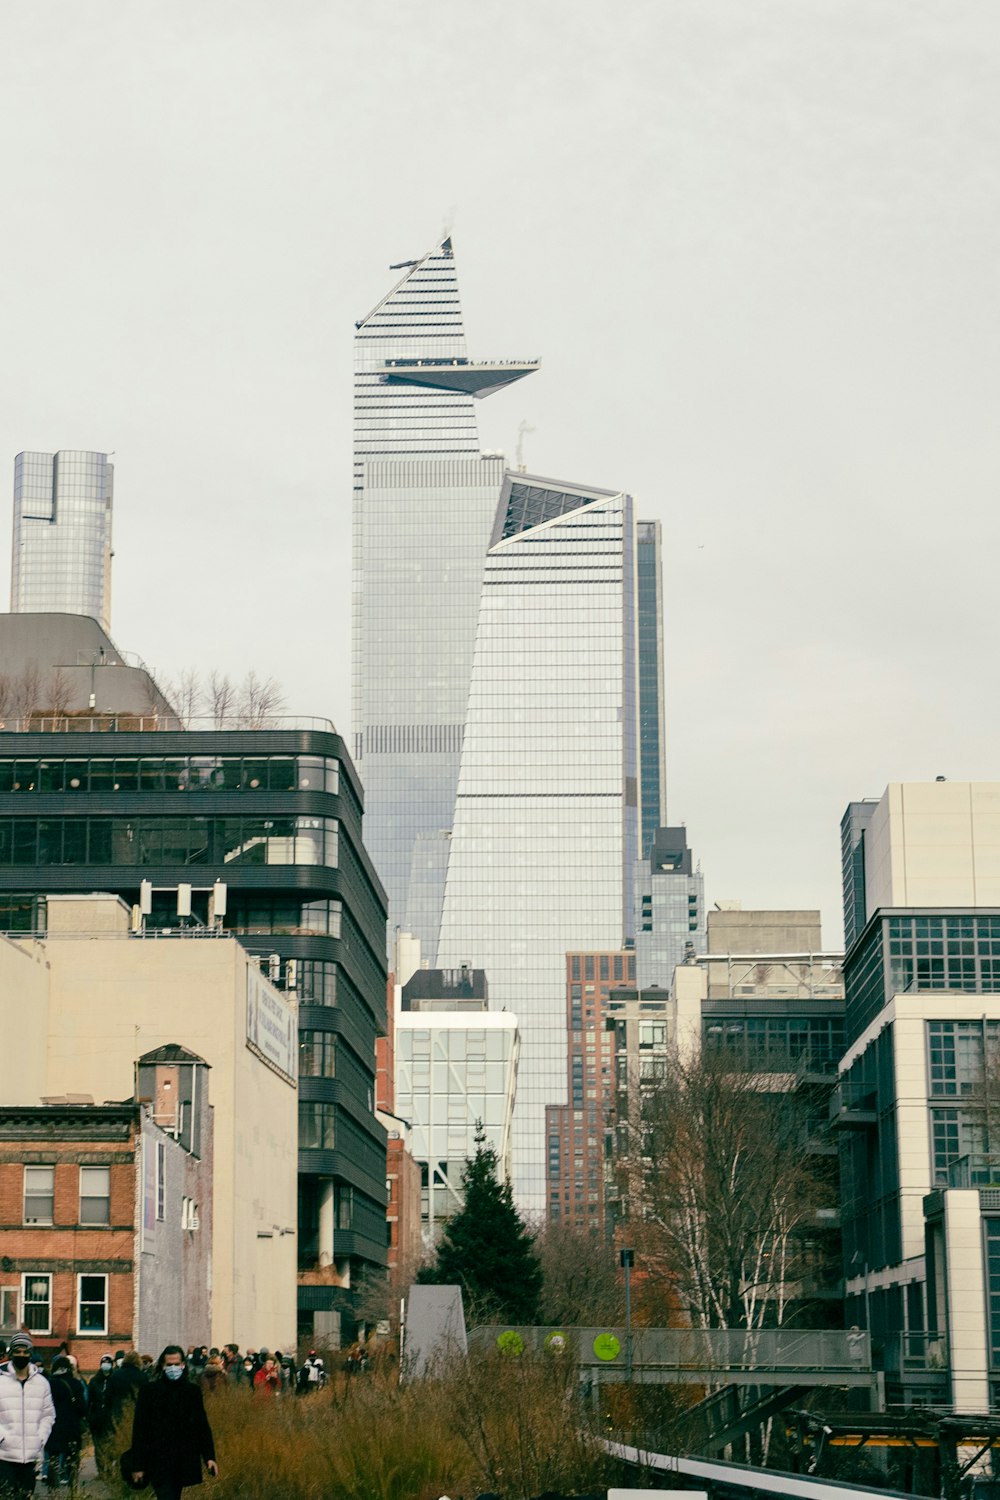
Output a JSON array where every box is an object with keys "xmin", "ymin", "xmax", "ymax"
[{"xmin": 0, "ymin": 721, "xmax": 387, "ymax": 1342}]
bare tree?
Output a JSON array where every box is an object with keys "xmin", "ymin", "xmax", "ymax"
[
  {"xmin": 169, "ymin": 668, "xmax": 202, "ymax": 728},
  {"xmin": 45, "ymin": 667, "xmax": 74, "ymax": 722},
  {"xmin": 237, "ymin": 669, "xmax": 286, "ymax": 729},
  {"xmin": 0, "ymin": 674, "xmax": 12, "ymax": 723},
  {"xmin": 536, "ymin": 1220, "xmax": 624, "ymax": 1327},
  {"xmin": 206, "ymin": 670, "xmax": 236, "ymax": 728},
  {"xmin": 10, "ymin": 663, "xmax": 43, "ymax": 722},
  {"xmin": 626, "ymin": 1047, "xmax": 828, "ymax": 1334}
]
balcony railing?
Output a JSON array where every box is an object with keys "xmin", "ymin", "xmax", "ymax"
[
  {"xmin": 878, "ymin": 1330, "xmax": 949, "ymax": 1373},
  {"xmin": 946, "ymin": 1154, "xmax": 1000, "ymax": 1189},
  {"xmin": 0, "ymin": 714, "xmax": 337, "ymax": 735},
  {"xmin": 829, "ymin": 1082, "xmax": 878, "ymax": 1128}
]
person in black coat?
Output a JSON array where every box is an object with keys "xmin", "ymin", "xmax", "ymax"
[
  {"xmin": 129, "ymin": 1348, "xmax": 218, "ymax": 1500},
  {"xmin": 44, "ymin": 1357, "xmax": 86, "ymax": 1489},
  {"xmin": 107, "ymin": 1351, "xmax": 145, "ymax": 1425},
  {"xmin": 87, "ymin": 1356, "xmax": 115, "ymax": 1480}
]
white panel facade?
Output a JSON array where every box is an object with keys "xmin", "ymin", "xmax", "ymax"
[{"xmin": 437, "ymin": 484, "xmax": 638, "ymax": 1214}]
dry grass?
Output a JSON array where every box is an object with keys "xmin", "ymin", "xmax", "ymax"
[{"xmin": 109, "ymin": 1357, "xmax": 611, "ymax": 1500}]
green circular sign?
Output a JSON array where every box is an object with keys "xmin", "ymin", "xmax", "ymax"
[
  {"xmin": 544, "ymin": 1330, "xmax": 568, "ymax": 1354},
  {"xmin": 593, "ymin": 1333, "xmax": 621, "ymax": 1362},
  {"xmin": 497, "ymin": 1330, "xmax": 525, "ymax": 1356}
]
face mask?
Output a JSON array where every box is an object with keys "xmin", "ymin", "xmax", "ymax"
[
  {"xmin": 243, "ymin": 1363, "xmax": 253, "ymax": 1372},
  {"xmin": 164, "ymin": 1365, "xmax": 184, "ymax": 1381},
  {"xmin": 100, "ymin": 1361, "xmax": 112, "ymax": 1372},
  {"xmin": 11, "ymin": 1356, "xmax": 30, "ymax": 1371}
]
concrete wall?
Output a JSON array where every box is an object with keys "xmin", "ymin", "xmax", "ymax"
[
  {"xmin": 707, "ymin": 908, "xmax": 823, "ymax": 954},
  {"xmin": 134, "ymin": 1102, "xmax": 213, "ymax": 1356},
  {"xmin": 865, "ymin": 782, "xmax": 1000, "ymax": 915},
  {"xmin": 34, "ymin": 933, "xmax": 297, "ymax": 1349},
  {"xmin": 0, "ymin": 934, "xmax": 50, "ymax": 1105},
  {"xmin": 941, "ymin": 1189, "xmax": 991, "ymax": 1411}
]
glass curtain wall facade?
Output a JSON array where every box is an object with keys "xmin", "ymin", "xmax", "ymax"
[
  {"xmin": 634, "ymin": 827, "xmax": 706, "ymax": 989},
  {"xmin": 352, "ymin": 238, "xmax": 537, "ymax": 954},
  {"xmin": 636, "ymin": 521, "xmax": 666, "ymax": 858},
  {"xmin": 11, "ymin": 452, "xmax": 114, "ymax": 632},
  {"xmin": 437, "ymin": 474, "xmax": 639, "ymax": 1215}
]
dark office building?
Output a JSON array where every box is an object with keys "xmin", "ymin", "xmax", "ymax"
[{"xmin": 0, "ymin": 721, "xmax": 388, "ymax": 1340}]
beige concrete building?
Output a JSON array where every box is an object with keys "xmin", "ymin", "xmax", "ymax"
[
  {"xmin": 0, "ymin": 894, "xmax": 297, "ymax": 1350},
  {"xmin": 839, "ymin": 781, "xmax": 1000, "ymax": 1410}
]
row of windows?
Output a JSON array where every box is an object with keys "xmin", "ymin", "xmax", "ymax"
[
  {"xmin": 0, "ymin": 755, "xmax": 339, "ymax": 796},
  {"xmin": 227, "ymin": 897, "xmax": 342, "ymax": 938},
  {"xmin": 703, "ymin": 1016, "xmax": 845, "ymax": 1062},
  {"xmin": 569, "ymin": 953, "xmax": 635, "ymax": 982},
  {"xmin": 3, "ymin": 1274, "xmax": 109, "ymax": 1336},
  {"xmin": 0, "ymin": 816, "xmax": 338, "ymax": 869},
  {"xmin": 23, "ymin": 1165, "xmax": 110, "ymax": 1226},
  {"xmin": 888, "ymin": 916, "xmax": 1000, "ymax": 994}
]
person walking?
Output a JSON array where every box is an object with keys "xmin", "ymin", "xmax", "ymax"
[
  {"xmin": 86, "ymin": 1358, "xmax": 114, "ymax": 1481},
  {"xmin": 128, "ymin": 1348, "xmax": 217, "ymax": 1500},
  {"xmin": 0, "ymin": 1334, "xmax": 56, "ymax": 1500},
  {"xmin": 43, "ymin": 1358, "xmax": 85, "ymax": 1490},
  {"xmin": 107, "ymin": 1352, "xmax": 144, "ymax": 1428}
]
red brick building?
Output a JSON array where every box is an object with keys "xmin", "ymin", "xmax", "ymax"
[
  {"xmin": 0, "ymin": 1052, "xmax": 212, "ymax": 1367},
  {"xmin": 545, "ymin": 950, "xmax": 635, "ymax": 1230},
  {"xmin": 376, "ymin": 975, "xmax": 423, "ymax": 1296}
]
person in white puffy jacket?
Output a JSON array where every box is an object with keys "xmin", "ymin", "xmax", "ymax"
[{"xmin": 0, "ymin": 1334, "xmax": 55, "ymax": 1500}]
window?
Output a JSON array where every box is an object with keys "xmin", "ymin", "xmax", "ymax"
[
  {"xmin": 77, "ymin": 1274, "xmax": 108, "ymax": 1334},
  {"xmin": 24, "ymin": 1165, "xmax": 54, "ymax": 1225},
  {"xmin": 156, "ymin": 1141, "xmax": 166, "ymax": 1221},
  {"xmin": 299, "ymin": 1032, "xmax": 336, "ymax": 1078},
  {"xmin": 298, "ymin": 1102, "xmax": 336, "ymax": 1150},
  {"xmin": 21, "ymin": 1273, "xmax": 51, "ymax": 1334},
  {"xmin": 80, "ymin": 1166, "xmax": 110, "ymax": 1225},
  {"xmin": 0, "ymin": 1288, "xmax": 20, "ymax": 1329}
]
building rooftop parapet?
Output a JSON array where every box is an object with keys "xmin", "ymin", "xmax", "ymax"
[{"xmin": 0, "ymin": 713, "xmax": 338, "ymax": 735}]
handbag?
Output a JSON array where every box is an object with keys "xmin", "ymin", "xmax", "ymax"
[{"xmin": 118, "ymin": 1450, "xmax": 151, "ymax": 1491}]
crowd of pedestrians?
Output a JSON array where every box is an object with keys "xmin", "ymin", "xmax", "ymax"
[{"xmin": 0, "ymin": 1334, "xmax": 336, "ymax": 1500}]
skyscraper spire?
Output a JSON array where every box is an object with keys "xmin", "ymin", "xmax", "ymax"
[{"xmin": 352, "ymin": 238, "xmax": 539, "ymax": 953}]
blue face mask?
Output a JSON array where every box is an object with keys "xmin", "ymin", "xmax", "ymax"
[{"xmin": 164, "ymin": 1365, "xmax": 185, "ymax": 1381}]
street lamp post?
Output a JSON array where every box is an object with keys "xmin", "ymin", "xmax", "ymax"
[{"xmin": 620, "ymin": 1247, "xmax": 635, "ymax": 1382}]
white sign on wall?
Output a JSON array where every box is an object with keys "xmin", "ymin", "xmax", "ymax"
[{"xmin": 246, "ymin": 966, "xmax": 297, "ymax": 1086}]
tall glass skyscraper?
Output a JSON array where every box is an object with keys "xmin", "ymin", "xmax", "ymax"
[
  {"xmin": 11, "ymin": 451, "xmax": 114, "ymax": 632},
  {"xmin": 636, "ymin": 520, "xmax": 666, "ymax": 857},
  {"xmin": 353, "ymin": 238, "xmax": 537, "ymax": 952},
  {"xmin": 436, "ymin": 473, "xmax": 641, "ymax": 1215}
]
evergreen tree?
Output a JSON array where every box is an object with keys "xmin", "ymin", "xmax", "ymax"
[{"xmin": 419, "ymin": 1124, "xmax": 542, "ymax": 1324}]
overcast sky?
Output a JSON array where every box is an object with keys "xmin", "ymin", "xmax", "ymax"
[{"xmin": 1, "ymin": 1, "xmax": 998, "ymax": 944}]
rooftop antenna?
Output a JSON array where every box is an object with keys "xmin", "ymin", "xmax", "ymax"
[{"xmin": 515, "ymin": 421, "xmax": 536, "ymax": 473}]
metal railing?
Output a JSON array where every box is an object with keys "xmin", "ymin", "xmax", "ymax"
[
  {"xmin": 879, "ymin": 1330, "xmax": 949, "ymax": 1372},
  {"xmin": 947, "ymin": 1153, "xmax": 1000, "ymax": 1189},
  {"xmin": 470, "ymin": 1326, "xmax": 872, "ymax": 1374},
  {"xmin": 0, "ymin": 714, "xmax": 337, "ymax": 735}
]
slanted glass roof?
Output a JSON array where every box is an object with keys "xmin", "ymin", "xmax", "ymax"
[{"xmin": 494, "ymin": 474, "xmax": 621, "ymax": 544}]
